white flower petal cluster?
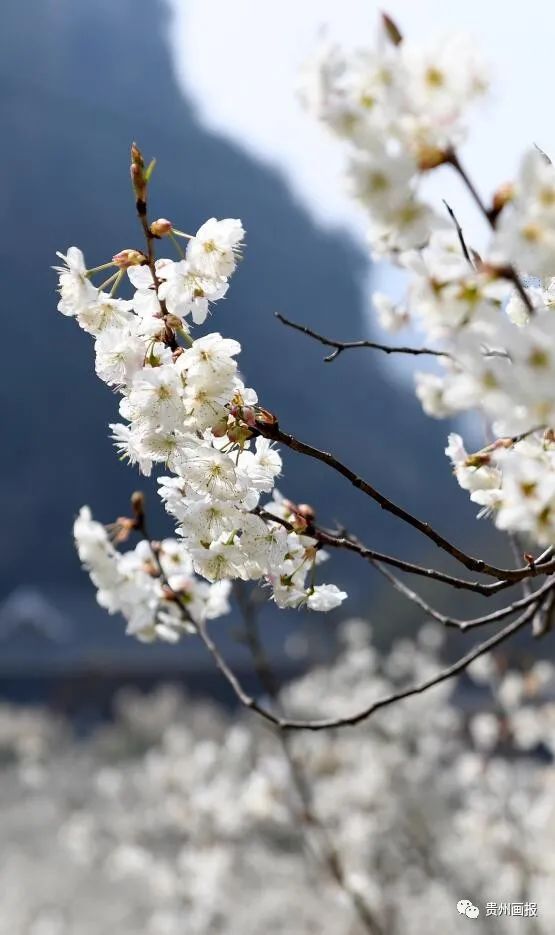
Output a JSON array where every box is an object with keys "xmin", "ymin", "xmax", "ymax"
[
  {"xmin": 492, "ymin": 150, "xmax": 555, "ymax": 277},
  {"xmin": 74, "ymin": 506, "xmax": 231, "ymax": 642},
  {"xmin": 301, "ymin": 26, "xmax": 487, "ymax": 253},
  {"xmin": 447, "ymin": 433, "xmax": 555, "ymax": 545},
  {"xmin": 304, "ymin": 18, "xmax": 555, "ymax": 552},
  {"xmin": 56, "ymin": 216, "xmax": 347, "ymax": 633}
]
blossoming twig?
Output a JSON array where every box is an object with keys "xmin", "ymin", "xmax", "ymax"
[{"xmin": 447, "ymin": 151, "xmax": 534, "ymax": 314}]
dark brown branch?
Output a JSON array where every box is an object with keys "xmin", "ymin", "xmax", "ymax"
[
  {"xmin": 315, "ymin": 527, "xmax": 514, "ymax": 596},
  {"xmin": 371, "ymin": 559, "xmax": 555, "ymax": 631},
  {"xmin": 131, "ymin": 143, "xmax": 177, "ymax": 351},
  {"xmin": 254, "ymin": 420, "xmax": 555, "ymax": 585},
  {"xmin": 254, "ymin": 507, "xmax": 552, "ymax": 597},
  {"xmin": 447, "ymin": 151, "xmax": 534, "ymax": 315},
  {"xmin": 442, "ymin": 199, "xmax": 473, "ymax": 267},
  {"xmin": 276, "ymin": 312, "xmax": 449, "ymax": 363},
  {"xmin": 135, "ymin": 499, "xmax": 545, "ymax": 732},
  {"xmin": 193, "ymin": 596, "xmax": 542, "ymax": 731}
]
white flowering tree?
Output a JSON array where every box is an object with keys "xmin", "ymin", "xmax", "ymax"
[
  {"xmin": 52, "ymin": 13, "xmax": 555, "ymax": 928},
  {"xmin": 57, "ymin": 14, "xmax": 554, "ymax": 732}
]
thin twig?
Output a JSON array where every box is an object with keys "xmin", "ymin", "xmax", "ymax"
[
  {"xmin": 508, "ymin": 532, "xmax": 533, "ymax": 599},
  {"xmin": 447, "ymin": 151, "xmax": 534, "ymax": 315},
  {"xmin": 131, "ymin": 143, "xmax": 178, "ymax": 351},
  {"xmin": 442, "ymin": 199, "xmax": 474, "ymax": 267},
  {"xmin": 192, "ymin": 599, "xmax": 542, "ymax": 731},
  {"xmin": 315, "ymin": 527, "xmax": 515, "ymax": 596},
  {"xmin": 371, "ymin": 559, "xmax": 554, "ymax": 631},
  {"xmin": 276, "ymin": 312, "xmax": 449, "ymax": 363}
]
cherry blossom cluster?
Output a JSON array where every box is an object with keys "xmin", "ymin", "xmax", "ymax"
[
  {"xmin": 301, "ymin": 20, "xmax": 488, "ymax": 255},
  {"xmin": 73, "ymin": 507, "xmax": 231, "ymax": 643},
  {"xmin": 302, "ymin": 16, "xmax": 555, "ymax": 551},
  {"xmin": 2, "ymin": 623, "xmax": 554, "ymax": 933},
  {"xmin": 57, "ymin": 200, "xmax": 346, "ymax": 638}
]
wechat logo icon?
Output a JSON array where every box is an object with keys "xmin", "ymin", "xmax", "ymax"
[{"xmin": 457, "ymin": 900, "xmax": 480, "ymax": 919}]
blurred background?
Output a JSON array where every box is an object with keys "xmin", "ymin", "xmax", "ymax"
[
  {"xmin": 2, "ymin": 2, "xmax": 555, "ymax": 933},
  {"xmin": 1, "ymin": 0, "xmax": 554, "ymax": 708}
]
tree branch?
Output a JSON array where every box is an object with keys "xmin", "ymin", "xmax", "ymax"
[
  {"xmin": 442, "ymin": 199, "xmax": 474, "ymax": 267},
  {"xmin": 275, "ymin": 312, "xmax": 449, "ymax": 363},
  {"xmin": 133, "ymin": 499, "xmax": 546, "ymax": 732},
  {"xmin": 371, "ymin": 559, "xmax": 555, "ymax": 631},
  {"xmin": 192, "ymin": 596, "xmax": 542, "ymax": 732},
  {"xmin": 254, "ymin": 507, "xmax": 552, "ymax": 597},
  {"xmin": 254, "ymin": 420, "xmax": 555, "ymax": 585},
  {"xmin": 447, "ymin": 151, "xmax": 534, "ymax": 315}
]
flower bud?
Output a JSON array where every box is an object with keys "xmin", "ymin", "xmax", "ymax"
[
  {"xmin": 227, "ymin": 423, "xmax": 252, "ymax": 445},
  {"xmin": 491, "ymin": 182, "xmax": 514, "ymax": 217},
  {"xmin": 150, "ymin": 218, "xmax": 173, "ymax": 237},
  {"xmin": 418, "ymin": 145, "xmax": 449, "ymax": 171},
  {"xmin": 229, "ymin": 404, "xmax": 256, "ymax": 427},
  {"xmin": 254, "ymin": 407, "xmax": 278, "ymax": 427},
  {"xmin": 381, "ymin": 13, "xmax": 403, "ymax": 46},
  {"xmin": 465, "ymin": 452, "xmax": 491, "ymax": 468},
  {"xmin": 130, "ymin": 491, "xmax": 145, "ymax": 521},
  {"xmin": 211, "ymin": 417, "xmax": 230, "ymax": 438},
  {"xmin": 108, "ymin": 516, "xmax": 135, "ymax": 544},
  {"xmin": 112, "ymin": 249, "xmax": 145, "ymax": 268},
  {"xmin": 130, "ymin": 142, "xmax": 146, "ymax": 202},
  {"xmin": 297, "ymin": 503, "xmax": 316, "ymax": 522}
]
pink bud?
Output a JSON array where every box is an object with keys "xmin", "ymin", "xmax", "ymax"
[
  {"xmin": 150, "ymin": 218, "xmax": 173, "ymax": 237},
  {"xmin": 211, "ymin": 418, "xmax": 229, "ymax": 438},
  {"xmin": 112, "ymin": 249, "xmax": 145, "ymax": 268},
  {"xmin": 242, "ymin": 407, "xmax": 257, "ymax": 428}
]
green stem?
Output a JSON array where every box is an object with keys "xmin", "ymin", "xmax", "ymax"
[
  {"xmin": 86, "ymin": 261, "xmax": 116, "ymax": 278},
  {"xmin": 170, "ymin": 232, "xmax": 185, "ymax": 258},
  {"xmin": 110, "ymin": 268, "xmax": 125, "ymax": 297},
  {"xmin": 98, "ymin": 271, "xmax": 119, "ymax": 292}
]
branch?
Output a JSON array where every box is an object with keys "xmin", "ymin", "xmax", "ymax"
[
  {"xmin": 276, "ymin": 312, "xmax": 449, "ymax": 363},
  {"xmin": 442, "ymin": 199, "xmax": 474, "ymax": 267},
  {"xmin": 130, "ymin": 143, "xmax": 177, "ymax": 351},
  {"xmin": 193, "ymin": 594, "xmax": 542, "ymax": 731},
  {"xmin": 371, "ymin": 559, "xmax": 555, "ymax": 631},
  {"xmin": 315, "ymin": 526, "xmax": 515, "ymax": 596},
  {"xmin": 447, "ymin": 151, "xmax": 534, "ymax": 315},
  {"xmin": 134, "ymin": 498, "xmax": 546, "ymax": 732},
  {"xmin": 254, "ymin": 420, "xmax": 555, "ymax": 585},
  {"xmin": 255, "ymin": 508, "xmax": 553, "ymax": 597}
]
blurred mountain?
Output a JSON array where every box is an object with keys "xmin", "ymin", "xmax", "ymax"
[{"xmin": 0, "ymin": 0, "xmax": 504, "ymax": 649}]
